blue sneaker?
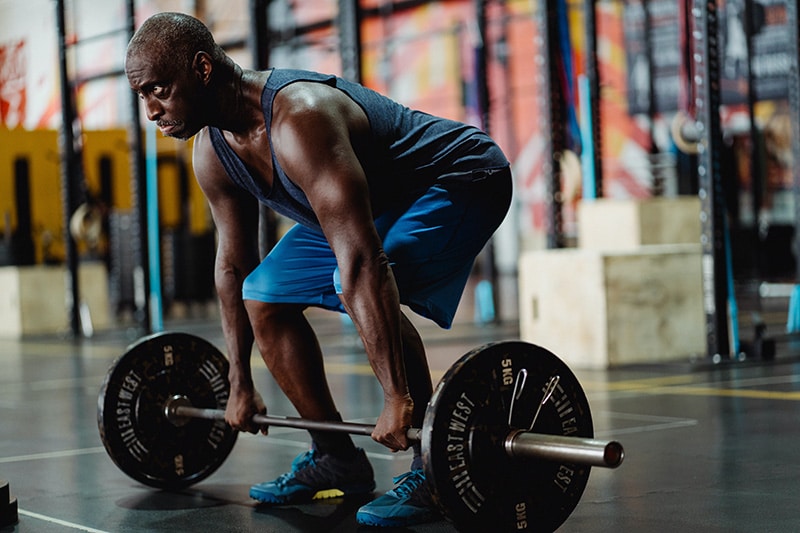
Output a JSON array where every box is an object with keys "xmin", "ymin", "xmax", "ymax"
[
  {"xmin": 356, "ymin": 469, "xmax": 441, "ymax": 527},
  {"xmin": 250, "ymin": 448, "xmax": 375, "ymax": 504}
]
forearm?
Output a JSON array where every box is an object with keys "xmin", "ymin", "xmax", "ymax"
[
  {"xmin": 215, "ymin": 261, "xmax": 255, "ymax": 389},
  {"xmin": 340, "ymin": 252, "xmax": 409, "ymax": 401}
]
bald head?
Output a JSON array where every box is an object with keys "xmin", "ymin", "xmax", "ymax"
[
  {"xmin": 125, "ymin": 12, "xmax": 248, "ymax": 139},
  {"xmin": 126, "ymin": 12, "xmax": 226, "ymax": 75}
]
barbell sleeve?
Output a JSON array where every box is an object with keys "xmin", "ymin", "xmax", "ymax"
[
  {"xmin": 505, "ymin": 429, "xmax": 624, "ymax": 468},
  {"xmin": 166, "ymin": 396, "xmax": 622, "ymax": 468}
]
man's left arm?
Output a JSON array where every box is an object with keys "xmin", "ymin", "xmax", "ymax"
[{"xmin": 272, "ymin": 84, "xmax": 414, "ymax": 451}]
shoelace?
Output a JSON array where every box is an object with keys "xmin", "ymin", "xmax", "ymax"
[
  {"xmin": 275, "ymin": 450, "xmax": 317, "ymax": 487},
  {"xmin": 390, "ymin": 470, "xmax": 425, "ymax": 499}
]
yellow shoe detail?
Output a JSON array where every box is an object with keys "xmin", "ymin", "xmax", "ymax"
[{"xmin": 313, "ymin": 488, "xmax": 345, "ymax": 500}]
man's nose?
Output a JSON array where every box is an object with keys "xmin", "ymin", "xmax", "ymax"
[{"xmin": 143, "ymin": 96, "xmax": 163, "ymax": 121}]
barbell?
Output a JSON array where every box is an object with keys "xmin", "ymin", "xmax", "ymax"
[{"xmin": 97, "ymin": 332, "xmax": 624, "ymax": 532}]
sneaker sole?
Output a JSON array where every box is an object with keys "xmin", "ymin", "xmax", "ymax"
[
  {"xmin": 250, "ymin": 482, "xmax": 376, "ymax": 505},
  {"xmin": 356, "ymin": 513, "xmax": 403, "ymax": 528},
  {"xmin": 356, "ymin": 508, "xmax": 440, "ymax": 528}
]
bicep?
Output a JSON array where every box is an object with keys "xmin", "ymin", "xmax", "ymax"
[
  {"xmin": 298, "ymin": 146, "xmax": 380, "ymax": 268},
  {"xmin": 272, "ymin": 94, "xmax": 379, "ymax": 260},
  {"xmin": 193, "ymin": 130, "xmax": 260, "ymax": 268}
]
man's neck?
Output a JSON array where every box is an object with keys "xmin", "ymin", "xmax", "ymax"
[{"xmin": 211, "ymin": 67, "xmax": 268, "ymax": 135}]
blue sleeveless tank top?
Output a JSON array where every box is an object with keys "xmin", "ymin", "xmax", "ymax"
[{"xmin": 209, "ymin": 69, "xmax": 508, "ymax": 230}]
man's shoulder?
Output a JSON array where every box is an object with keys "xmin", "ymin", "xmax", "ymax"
[
  {"xmin": 268, "ymin": 67, "xmax": 331, "ymax": 81},
  {"xmin": 192, "ymin": 127, "xmax": 214, "ymax": 160},
  {"xmin": 191, "ymin": 127, "xmax": 226, "ymax": 181}
]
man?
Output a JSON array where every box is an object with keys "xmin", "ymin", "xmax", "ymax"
[{"xmin": 126, "ymin": 12, "xmax": 512, "ymax": 527}]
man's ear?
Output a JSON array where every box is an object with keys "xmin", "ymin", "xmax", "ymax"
[{"xmin": 192, "ymin": 51, "xmax": 213, "ymax": 84}]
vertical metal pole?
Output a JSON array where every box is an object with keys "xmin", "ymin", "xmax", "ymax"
[
  {"xmin": 55, "ymin": 0, "xmax": 81, "ymax": 336},
  {"xmin": 536, "ymin": 0, "xmax": 566, "ymax": 249},
  {"xmin": 250, "ymin": 0, "xmax": 271, "ymax": 70},
  {"xmin": 678, "ymin": 0, "xmax": 700, "ymax": 195},
  {"xmin": 145, "ymin": 122, "xmax": 163, "ymax": 332},
  {"xmin": 692, "ymin": 0, "xmax": 730, "ymax": 359},
  {"xmin": 13, "ymin": 158, "xmax": 35, "ymax": 265},
  {"xmin": 643, "ymin": 0, "xmax": 662, "ymax": 196},
  {"xmin": 582, "ymin": 0, "xmax": 602, "ymax": 198},
  {"xmin": 473, "ymin": 0, "xmax": 500, "ymax": 323},
  {"xmin": 788, "ymin": 0, "xmax": 800, "ymax": 283},
  {"xmin": 744, "ymin": 0, "xmax": 764, "ymax": 289},
  {"xmin": 126, "ymin": 0, "xmax": 151, "ymax": 332},
  {"xmin": 250, "ymin": 0, "xmax": 279, "ymax": 259},
  {"xmin": 498, "ymin": 2, "xmax": 517, "ymax": 158},
  {"xmin": 644, "ymin": 0, "xmax": 656, "ymax": 128},
  {"xmin": 744, "ymin": 0, "xmax": 761, "ymax": 210},
  {"xmin": 475, "ymin": 0, "xmax": 491, "ymax": 134},
  {"xmin": 338, "ymin": 0, "xmax": 363, "ymax": 83}
]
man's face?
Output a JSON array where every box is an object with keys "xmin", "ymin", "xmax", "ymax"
[{"xmin": 126, "ymin": 51, "xmax": 207, "ymax": 140}]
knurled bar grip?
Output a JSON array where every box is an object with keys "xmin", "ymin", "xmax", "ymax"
[{"xmin": 173, "ymin": 403, "xmax": 418, "ymax": 439}]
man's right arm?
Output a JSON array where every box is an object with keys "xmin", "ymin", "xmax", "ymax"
[{"xmin": 192, "ymin": 128, "xmax": 263, "ymax": 433}]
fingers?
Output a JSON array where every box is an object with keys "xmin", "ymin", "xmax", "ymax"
[
  {"xmin": 227, "ymin": 417, "xmax": 258, "ymax": 434},
  {"xmin": 372, "ymin": 429, "xmax": 410, "ymax": 452},
  {"xmin": 258, "ymin": 408, "xmax": 269, "ymax": 436},
  {"xmin": 227, "ymin": 412, "xmax": 269, "ymax": 435},
  {"xmin": 224, "ymin": 394, "xmax": 268, "ymax": 435},
  {"xmin": 372, "ymin": 398, "xmax": 415, "ymax": 451},
  {"xmin": 246, "ymin": 416, "xmax": 261, "ymax": 434}
]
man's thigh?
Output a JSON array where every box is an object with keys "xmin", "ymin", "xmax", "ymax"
[
  {"xmin": 379, "ymin": 169, "xmax": 512, "ymax": 327},
  {"xmin": 242, "ymin": 224, "xmax": 344, "ymax": 311}
]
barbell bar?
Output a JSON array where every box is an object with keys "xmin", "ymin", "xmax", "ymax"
[
  {"xmin": 98, "ymin": 332, "xmax": 625, "ymax": 532},
  {"xmin": 163, "ymin": 395, "xmax": 623, "ymax": 468}
]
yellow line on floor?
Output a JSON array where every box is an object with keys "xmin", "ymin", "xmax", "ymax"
[
  {"xmin": 602, "ymin": 375, "xmax": 699, "ymax": 389},
  {"xmin": 322, "ymin": 361, "xmax": 447, "ymax": 382},
  {"xmin": 322, "ymin": 362, "xmax": 375, "ymax": 376},
  {"xmin": 585, "ymin": 378, "xmax": 800, "ymax": 401},
  {"xmin": 640, "ymin": 386, "xmax": 800, "ymax": 401},
  {"xmin": 292, "ymin": 361, "xmax": 800, "ymax": 401}
]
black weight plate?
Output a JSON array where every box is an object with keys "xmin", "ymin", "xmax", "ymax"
[
  {"xmin": 0, "ymin": 497, "xmax": 18, "ymax": 527},
  {"xmin": 422, "ymin": 341, "xmax": 593, "ymax": 532},
  {"xmin": 98, "ymin": 332, "xmax": 237, "ymax": 489}
]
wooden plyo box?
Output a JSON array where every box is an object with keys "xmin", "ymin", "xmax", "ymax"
[
  {"xmin": 578, "ymin": 197, "xmax": 701, "ymax": 251},
  {"xmin": 518, "ymin": 245, "xmax": 705, "ymax": 368},
  {"xmin": 0, "ymin": 263, "xmax": 110, "ymax": 337}
]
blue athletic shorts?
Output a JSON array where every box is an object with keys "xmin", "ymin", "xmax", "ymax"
[{"xmin": 241, "ymin": 167, "xmax": 512, "ymax": 328}]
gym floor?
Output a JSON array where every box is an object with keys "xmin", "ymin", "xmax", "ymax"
[{"xmin": 2, "ymin": 283, "xmax": 800, "ymax": 532}]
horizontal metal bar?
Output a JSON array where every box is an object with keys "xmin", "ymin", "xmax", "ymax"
[
  {"xmin": 72, "ymin": 68, "xmax": 126, "ymax": 86},
  {"xmin": 252, "ymin": 411, "xmax": 376, "ymax": 436},
  {"xmin": 505, "ymin": 430, "xmax": 624, "ymax": 469},
  {"xmin": 66, "ymin": 28, "xmax": 130, "ymax": 47},
  {"xmin": 171, "ymin": 403, "xmax": 421, "ymax": 441},
  {"xmin": 759, "ymin": 282, "xmax": 797, "ymax": 299},
  {"xmin": 167, "ymin": 396, "xmax": 622, "ymax": 468}
]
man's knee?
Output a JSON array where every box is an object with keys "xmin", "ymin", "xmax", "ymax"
[
  {"xmin": 241, "ymin": 260, "xmax": 279, "ymax": 301},
  {"xmin": 244, "ymin": 299, "xmax": 305, "ymax": 326}
]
